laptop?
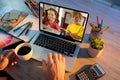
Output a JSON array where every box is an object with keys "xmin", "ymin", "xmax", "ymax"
[{"xmin": 30, "ymin": 2, "xmax": 89, "ymax": 72}]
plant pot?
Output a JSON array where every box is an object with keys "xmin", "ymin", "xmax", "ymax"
[
  {"xmin": 90, "ymin": 30, "xmax": 103, "ymax": 40},
  {"xmin": 88, "ymin": 45, "xmax": 103, "ymax": 57}
]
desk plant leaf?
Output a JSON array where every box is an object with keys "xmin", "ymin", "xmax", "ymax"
[{"xmin": 90, "ymin": 38, "xmax": 104, "ymax": 50}]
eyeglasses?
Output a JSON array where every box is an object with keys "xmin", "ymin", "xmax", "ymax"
[
  {"xmin": 0, "ymin": 11, "xmax": 23, "ymax": 31},
  {"xmin": 1, "ymin": 11, "xmax": 22, "ymax": 24}
]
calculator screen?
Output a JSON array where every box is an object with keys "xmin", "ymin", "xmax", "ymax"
[
  {"xmin": 93, "ymin": 65, "xmax": 102, "ymax": 75},
  {"xmin": 92, "ymin": 64, "xmax": 105, "ymax": 77}
]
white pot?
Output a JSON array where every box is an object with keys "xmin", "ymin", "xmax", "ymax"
[{"xmin": 88, "ymin": 46, "xmax": 103, "ymax": 57}]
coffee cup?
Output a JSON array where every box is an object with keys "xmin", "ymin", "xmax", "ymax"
[{"xmin": 15, "ymin": 43, "xmax": 32, "ymax": 61}]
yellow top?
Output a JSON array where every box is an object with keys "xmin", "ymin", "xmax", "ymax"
[{"xmin": 66, "ymin": 24, "xmax": 84, "ymax": 40}]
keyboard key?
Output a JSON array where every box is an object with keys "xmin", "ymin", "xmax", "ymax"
[{"xmin": 34, "ymin": 34, "xmax": 76, "ymax": 57}]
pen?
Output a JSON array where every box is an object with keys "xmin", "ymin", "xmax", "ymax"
[
  {"xmin": 25, "ymin": 22, "xmax": 33, "ymax": 35},
  {"xmin": 13, "ymin": 22, "xmax": 31, "ymax": 32},
  {"xmin": 96, "ymin": 16, "xmax": 99, "ymax": 26},
  {"xmin": 99, "ymin": 19, "xmax": 103, "ymax": 30},
  {"xmin": 18, "ymin": 22, "xmax": 32, "ymax": 37}
]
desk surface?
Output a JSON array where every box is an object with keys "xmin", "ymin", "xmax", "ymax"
[{"xmin": 1, "ymin": 0, "xmax": 120, "ymax": 80}]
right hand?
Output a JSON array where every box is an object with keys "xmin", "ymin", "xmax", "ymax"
[{"xmin": 42, "ymin": 53, "xmax": 66, "ymax": 80}]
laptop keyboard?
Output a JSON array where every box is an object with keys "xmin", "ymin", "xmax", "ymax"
[{"xmin": 34, "ymin": 34, "xmax": 77, "ymax": 57}]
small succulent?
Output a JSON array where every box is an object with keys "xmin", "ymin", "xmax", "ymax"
[{"xmin": 90, "ymin": 38, "xmax": 104, "ymax": 50}]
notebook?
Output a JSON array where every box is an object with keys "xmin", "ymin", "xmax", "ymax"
[{"xmin": 30, "ymin": 2, "xmax": 89, "ymax": 72}]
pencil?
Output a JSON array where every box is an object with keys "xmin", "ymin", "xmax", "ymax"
[
  {"xmin": 100, "ymin": 26, "xmax": 109, "ymax": 32},
  {"xmin": 90, "ymin": 22, "xmax": 95, "ymax": 30}
]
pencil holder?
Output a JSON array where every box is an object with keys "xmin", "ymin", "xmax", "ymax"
[
  {"xmin": 89, "ymin": 22, "xmax": 109, "ymax": 40},
  {"xmin": 90, "ymin": 30, "xmax": 103, "ymax": 40},
  {"xmin": 89, "ymin": 22, "xmax": 103, "ymax": 40}
]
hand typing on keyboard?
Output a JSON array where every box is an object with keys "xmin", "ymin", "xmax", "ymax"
[{"xmin": 42, "ymin": 53, "xmax": 65, "ymax": 80}]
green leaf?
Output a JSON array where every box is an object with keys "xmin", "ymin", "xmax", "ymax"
[{"xmin": 90, "ymin": 38, "xmax": 103, "ymax": 50}]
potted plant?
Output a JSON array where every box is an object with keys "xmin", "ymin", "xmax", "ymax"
[{"xmin": 88, "ymin": 38, "xmax": 104, "ymax": 57}]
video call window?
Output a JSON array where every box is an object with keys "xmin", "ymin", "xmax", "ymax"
[{"xmin": 39, "ymin": 2, "xmax": 89, "ymax": 42}]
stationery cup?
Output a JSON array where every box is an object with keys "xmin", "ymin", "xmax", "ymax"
[
  {"xmin": 90, "ymin": 30, "xmax": 102, "ymax": 40},
  {"xmin": 15, "ymin": 43, "xmax": 32, "ymax": 61}
]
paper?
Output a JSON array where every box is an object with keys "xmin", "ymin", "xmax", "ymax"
[{"xmin": 9, "ymin": 15, "xmax": 39, "ymax": 42}]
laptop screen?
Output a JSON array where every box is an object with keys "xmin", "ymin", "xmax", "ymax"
[{"xmin": 39, "ymin": 2, "xmax": 89, "ymax": 42}]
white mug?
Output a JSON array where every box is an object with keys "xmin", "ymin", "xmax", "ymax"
[{"xmin": 15, "ymin": 43, "xmax": 32, "ymax": 61}]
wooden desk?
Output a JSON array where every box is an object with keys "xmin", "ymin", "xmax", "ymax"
[
  {"xmin": 2, "ymin": 0, "xmax": 120, "ymax": 80},
  {"xmin": 5, "ymin": 59, "xmax": 46, "ymax": 80}
]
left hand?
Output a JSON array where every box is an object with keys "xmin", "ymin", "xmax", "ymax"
[{"xmin": 0, "ymin": 49, "xmax": 18, "ymax": 70}]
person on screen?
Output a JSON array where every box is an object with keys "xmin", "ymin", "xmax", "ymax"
[
  {"xmin": 0, "ymin": 49, "xmax": 65, "ymax": 80},
  {"xmin": 42, "ymin": 8, "xmax": 61, "ymax": 32},
  {"xmin": 65, "ymin": 11, "xmax": 84, "ymax": 41}
]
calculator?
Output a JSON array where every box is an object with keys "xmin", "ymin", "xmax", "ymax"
[{"xmin": 76, "ymin": 63, "xmax": 105, "ymax": 80}]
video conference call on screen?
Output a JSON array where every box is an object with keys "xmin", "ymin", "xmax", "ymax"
[{"xmin": 39, "ymin": 2, "xmax": 89, "ymax": 42}]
